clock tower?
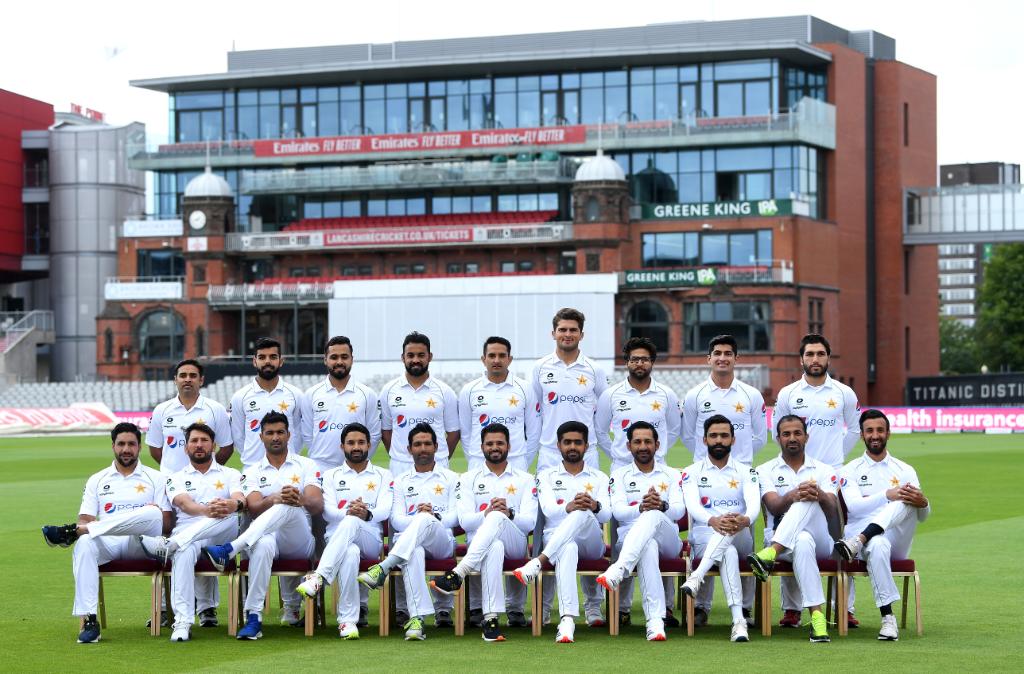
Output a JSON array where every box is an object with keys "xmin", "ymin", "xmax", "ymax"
[{"xmin": 181, "ymin": 165, "xmax": 235, "ymax": 236}]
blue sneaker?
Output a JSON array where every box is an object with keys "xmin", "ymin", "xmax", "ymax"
[
  {"xmin": 237, "ymin": 613, "xmax": 262, "ymax": 640},
  {"xmin": 78, "ymin": 614, "xmax": 100, "ymax": 643},
  {"xmin": 202, "ymin": 543, "xmax": 233, "ymax": 572}
]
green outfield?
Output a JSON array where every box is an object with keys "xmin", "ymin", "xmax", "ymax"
[{"xmin": 3, "ymin": 433, "xmax": 1022, "ymax": 672}]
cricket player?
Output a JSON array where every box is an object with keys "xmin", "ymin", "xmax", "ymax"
[
  {"xmin": 357, "ymin": 423, "xmax": 459, "ymax": 640},
  {"xmin": 148, "ymin": 359, "xmax": 232, "ymax": 472},
  {"xmin": 679, "ymin": 414, "xmax": 761, "ymax": 642},
  {"xmin": 748, "ymin": 414, "xmax": 841, "ymax": 643},
  {"xmin": 513, "ymin": 421, "xmax": 611, "ymax": 643},
  {"xmin": 596, "ymin": 421, "xmax": 685, "ymax": 642},
  {"xmin": 429, "ymin": 424, "xmax": 538, "ymax": 642},
  {"xmin": 835, "ymin": 409, "xmax": 931, "ymax": 641},
  {"xmin": 41, "ymin": 423, "xmax": 172, "ymax": 644},
  {"xmin": 202, "ymin": 412, "xmax": 322, "ymax": 640}
]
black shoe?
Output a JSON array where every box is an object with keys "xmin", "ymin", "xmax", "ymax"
[
  {"xmin": 468, "ymin": 608, "xmax": 484, "ymax": 628},
  {"xmin": 198, "ymin": 608, "xmax": 218, "ymax": 627},
  {"xmin": 742, "ymin": 607, "xmax": 754, "ymax": 628},
  {"xmin": 619, "ymin": 611, "xmax": 631, "ymax": 627},
  {"xmin": 482, "ymin": 616, "xmax": 506, "ymax": 642},
  {"xmin": 43, "ymin": 524, "xmax": 79, "ymax": 548},
  {"xmin": 506, "ymin": 611, "xmax": 527, "ymax": 628},
  {"xmin": 358, "ymin": 605, "xmax": 369, "ymax": 628},
  {"xmin": 394, "ymin": 609, "xmax": 409, "ymax": 628},
  {"xmin": 77, "ymin": 614, "xmax": 100, "ymax": 643},
  {"xmin": 664, "ymin": 609, "xmax": 680, "ymax": 628},
  {"xmin": 746, "ymin": 552, "xmax": 774, "ymax": 583},
  {"xmin": 430, "ymin": 570, "xmax": 463, "ymax": 595},
  {"xmin": 146, "ymin": 611, "xmax": 170, "ymax": 629},
  {"xmin": 435, "ymin": 610, "xmax": 454, "ymax": 628},
  {"xmin": 693, "ymin": 607, "xmax": 709, "ymax": 628}
]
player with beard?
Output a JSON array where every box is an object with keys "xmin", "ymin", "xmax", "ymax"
[
  {"xmin": 430, "ymin": 424, "xmax": 538, "ymax": 642},
  {"xmin": 295, "ymin": 423, "xmax": 393, "ymax": 640},
  {"xmin": 229, "ymin": 337, "xmax": 305, "ymax": 469},
  {"xmin": 380, "ymin": 332, "xmax": 460, "ymax": 477},
  {"xmin": 834, "ymin": 409, "xmax": 930, "ymax": 641},
  {"xmin": 679, "ymin": 415, "xmax": 761, "ymax": 642},
  {"xmin": 512, "ymin": 421, "xmax": 611, "ymax": 643},
  {"xmin": 773, "ymin": 334, "xmax": 859, "ymax": 470},
  {"xmin": 42, "ymin": 423, "xmax": 172, "ymax": 644},
  {"xmin": 148, "ymin": 359, "xmax": 233, "ymax": 473},
  {"xmin": 138, "ymin": 423, "xmax": 244, "ymax": 641},
  {"xmin": 748, "ymin": 415, "xmax": 841, "ymax": 643}
]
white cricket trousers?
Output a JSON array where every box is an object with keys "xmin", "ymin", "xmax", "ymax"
[
  {"xmin": 233, "ymin": 504, "xmax": 314, "ymax": 616},
  {"xmin": 390, "ymin": 512, "xmax": 456, "ymax": 619},
  {"xmin": 770, "ymin": 500, "xmax": 832, "ymax": 608},
  {"xmin": 72, "ymin": 506, "xmax": 163, "ymax": 616},
  {"xmin": 848, "ymin": 500, "xmax": 919, "ymax": 608},
  {"xmin": 539, "ymin": 510, "xmax": 606, "ymax": 618},
  {"xmin": 313, "ymin": 516, "xmax": 382, "ymax": 624},
  {"xmin": 688, "ymin": 526, "xmax": 754, "ymax": 610},
  {"xmin": 167, "ymin": 515, "xmax": 238, "ymax": 625},
  {"xmin": 611, "ymin": 510, "xmax": 682, "ymax": 621},
  {"xmin": 456, "ymin": 511, "xmax": 527, "ymax": 615}
]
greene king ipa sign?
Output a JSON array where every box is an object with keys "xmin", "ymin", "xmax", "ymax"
[
  {"xmin": 621, "ymin": 267, "xmax": 718, "ymax": 289},
  {"xmin": 642, "ymin": 199, "xmax": 794, "ymax": 219}
]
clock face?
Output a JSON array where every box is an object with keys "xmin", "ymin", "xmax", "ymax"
[{"xmin": 189, "ymin": 210, "xmax": 207, "ymax": 230}]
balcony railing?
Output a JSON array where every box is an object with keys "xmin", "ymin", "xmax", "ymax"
[
  {"xmin": 224, "ymin": 221, "xmax": 573, "ymax": 252},
  {"xmin": 104, "ymin": 277, "xmax": 185, "ymax": 301},
  {"xmin": 0, "ymin": 311, "xmax": 55, "ymax": 354},
  {"xmin": 127, "ymin": 98, "xmax": 836, "ymax": 169},
  {"xmin": 208, "ymin": 280, "xmax": 336, "ymax": 305},
  {"xmin": 619, "ymin": 260, "xmax": 794, "ymax": 289},
  {"xmin": 242, "ymin": 158, "xmax": 576, "ymax": 194},
  {"xmin": 904, "ymin": 184, "xmax": 1024, "ymax": 244}
]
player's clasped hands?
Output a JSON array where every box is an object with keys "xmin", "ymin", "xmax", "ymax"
[
  {"xmin": 278, "ymin": 485, "xmax": 302, "ymax": 507},
  {"xmin": 795, "ymin": 480, "xmax": 821, "ymax": 502},
  {"xmin": 205, "ymin": 497, "xmax": 235, "ymax": 518},
  {"xmin": 346, "ymin": 497, "xmax": 369, "ymax": 519},
  {"xmin": 485, "ymin": 497, "xmax": 509, "ymax": 516},
  {"xmin": 898, "ymin": 483, "xmax": 927, "ymax": 508},
  {"xmin": 639, "ymin": 486, "xmax": 662, "ymax": 512}
]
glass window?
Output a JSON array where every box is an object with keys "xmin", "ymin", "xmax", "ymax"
[
  {"xmin": 447, "ymin": 262, "xmax": 462, "ymax": 274},
  {"xmin": 340, "ymin": 101, "xmax": 361, "ymax": 134},
  {"xmin": 630, "ymin": 84, "xmax": 654, "ymax": 121},
  {"xmin": 757, "ymin": 230, "xmax": 773, "ymax": 264},
  {"xmin": 684, "ymin": 301, "xmax": 771, "ymax": 352},
  {"xmin": 238, "ymin": 90, "xmax": 258, "ymax": 105},
  {"xmin": 701, "ymin": 234, "xmax": 728, "ymax": 264},
  {"xmin": 367, "ymin": 199, "xmax": 386, "ymax": 216},
  {"xmin": 744, "ymin": 81, "xmax": 771, "ymax": 115},
  {"xmin": 465, "ymin": 262, "xmax": 480, "ymax": 273},
  {"xmin": 626, "ymin": 301, "xmax": 669, "ymax": 354},
  {"xmin": 433, "ymin": 196, "xmax": 452, "ymax": 214},
  {"xmin": 137, "ymin": 249, "xmax": 184, "ymax": 277},
  {"xmin": 539, "ymin": 192, "xmax": 558, "ymax": 211},
  {"xmin": 177, "ymin": 112, "xmax": 200, "ymax": 142},
  {"xmin": 501, "ymin": 261, "xmax": 516, "ymax": 273},
  {"xmin": 494, "ymin": 92, "xmax": 516, "ymax": 128},
  {"xmin": 498, "ymin": 194, "xmax": 518, "ymax": 212},
  {"xmin": 714, "ymin": 60, "xmax": 772, "ymax": 80},
  {"xmin": 729, "ymin": 233, "xmax": 757, "ymax": 265},
  {"xmin": 319, "ymin": 102, "xmax": 339, "ymax": 135},
  {"xmin": 519, "ymin": 260, "xmax": 535, "ymax": 271},
  {"xmin": 452, "ymin": 196, "xmax": 471, "ymax": 213},
  {"xmin": 605, "ymin": 84, "xmax": 628, "ymax": 123},
  {"xmin": 518, "ymin": 91, "xmax": 540, "ymax": 127},
  {"xmin": 138, "ymin": 310, "xmax": 185, "ymax": 362},
  {"xmin": 364, "ymin": 99, "xmax": 385, "ymax": 134},
  {"xmin": 176, "ymin": 91, "xmax": 223, "ymax": 110},
  {"xmin": 716, "ymin": 82, "xmax": 743, "ymax": 117}
]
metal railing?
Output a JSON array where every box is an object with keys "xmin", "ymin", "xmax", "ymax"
[
  {"xmin": 208, "ymin": 281, "xmax": 336, "ymax": 305},
  {"xmin": 0, "ymin": 310, "xmax": 55, "ymax": 354},
  {"xmin": 715, "ymin": 261, "xmax": 794, "ymax": 284},
  {"xmin": 242, "ymin": 158, "xmax": 576, "ymax": 194},
  {"xmin": 904, "ymin": 184, "xmax": 1024, "ymax": 244}
]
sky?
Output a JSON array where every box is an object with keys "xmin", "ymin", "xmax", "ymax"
[{"xmin": 3, "ymin": 0, "xmax": 1022, "ymax": 170}]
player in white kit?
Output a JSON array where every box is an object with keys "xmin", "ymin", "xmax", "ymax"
[
  {"xmin": 430, "ymin": 424, "xmax": 538, "ymax": 642},
  {"xmin": 148, "ymin": 359, "xmax": 233, "ymax": 472},
  {"xmin": 680, "ymin": 334, "xmax": 766, "ymax": 464},
  {"xmin": 228, "ymin": 338, "xmax": 305, "ymax": 469},
  {"xmin": 513, "ymin": 421, "xmax": 611, "ymax": 643},
  {"xmin": 596, "ymin": 422, "xmax": 685, "ymax": 642},
  {"xmin": 748, "ymin": 414, "xmax": 841, "ymax": 643},
  {"xmin": 679, "ymin": 414, "xmax": 761, "ymax": 642},
  {"xmin": 459, "ymin": 336, "xmax": 540, "ymax": 473},
  {"xmin": 202, "ymin": 412, "xmax": 322, "ymax": 640},
  {"xmin": 835, "ymin": 409, "xmax": 931, "ymax": 641},
  {"xmin": 357, "ymin": 423, "xmax": 460, "ymax": 640},
  {"xmin": 41, "ymin": 423, "xmax": 172, "ymax": 644},
  {"xmin": 138, "ymin": 423, "xmax": 244, "ymax": 641},
  {"xmin": 773, "ymin": 334, "xmax": 860, "ymax": 469},
  {"xmin": 294, "ymin": 422, "xmax": 392, "ymax": 640},
  {"xmin": 380, "ymin": 332, "xmax": 460, "ymax": 476},
  {"xmin": 530, "ymin": 308, "xmax": 608, "ymax": 471},
  {"xmin": 595, "ymin": 336, "xmax": 680, "ymax": 627}
]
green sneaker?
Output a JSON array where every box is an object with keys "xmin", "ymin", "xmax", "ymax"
[
  {"xmin": 404, "ymin": 617, "xmax": 426, "ymax": 641},
  {"xmin": 358, "ymin": 564, "xmax": 387, "ymax": 590},
  {"xmin": 809, "ymin": 610, "xmax": 830, "ymax": 643},
  {"xmin": 746, "ymin": 547, "xmax": 777, "ymax": 582}
]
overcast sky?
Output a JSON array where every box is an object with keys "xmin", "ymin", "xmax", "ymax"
[{"xmin": 4, "ymin": 0, "xmax": 1022, "ymax": 171}]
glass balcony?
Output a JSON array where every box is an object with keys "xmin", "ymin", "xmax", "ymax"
[{"xmin": 904, "ymin": 184, "xmax": 1024, "ymax": 244}]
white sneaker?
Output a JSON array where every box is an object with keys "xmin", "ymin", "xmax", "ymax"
[
  {"xmin": 585, "ymin": 606, "xmax": 605, "ymax": 627},
  {"xmin": 280, "ymin": 607, "xmax": 302, "ymax": 626},
  {"xmin": 878, "ymin": 614, "xmax": 899, "ymax": 641},
  {"xmin": 555, "ymin": 616, "xmax": 575, "ymax": 643},
  {"xmin": 730, "ymin": 619, "xmax": 749, "ymax": 642},
  {"xmin": 645, "ymin": 617, "xmax": 666, "ymax": 641},
  {"xmin": 296, "ymin": 572, "xmax": 323, "ymax": 598},
  {"xmin": 835, "ymin": 536, "xmax": 864, "ymax": 562},
  {"xmin": 596, "ymin": 563, "xmax": 625, "ymax": 591},
  {"xmin": 139, "ymin": 535, "xmax": 176, "ymax": 565},
  {"xmin": 170, "ymin": 622, "xmax": 191, "ymax": 642},
  {"xmin": 513, "ymin": 558, "xmax": 541, "ymax": 585},
  {"xmin": 339, "ymin": 622, "xmax": 360, "ymax": 639},
  {"xmin": 681, "ymin": 574, "xmax": 702, "ymax": 598}
]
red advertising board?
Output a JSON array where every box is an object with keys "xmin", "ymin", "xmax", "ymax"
[{"xmin": 253, "ymin": 125, "xmax": 587, "ymax": 158}]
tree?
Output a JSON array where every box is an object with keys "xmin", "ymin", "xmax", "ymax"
[
  {"xmin": 938, "ymin": 316, "xmax": 979, "ymax": 375},
  {"xmin": 975, "ymin": 243, "xmax": 1024, "ymax": 372}
]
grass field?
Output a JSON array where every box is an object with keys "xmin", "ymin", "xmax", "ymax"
[{"xmin": 3, "ymin": 433, "xmax": 1022, "ymax": 672}]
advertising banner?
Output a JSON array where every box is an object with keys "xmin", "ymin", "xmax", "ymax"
[
  {"xmin": 323, "ymin": 227, "xmax": 474, "ymax": 247},
  {"xmin": 766, "ymin": 406, "xmax": 1024, "ymax": 434},
  {"xmin": 0, "ymin": 403, "xmax": 121, "ymax": 435}
]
